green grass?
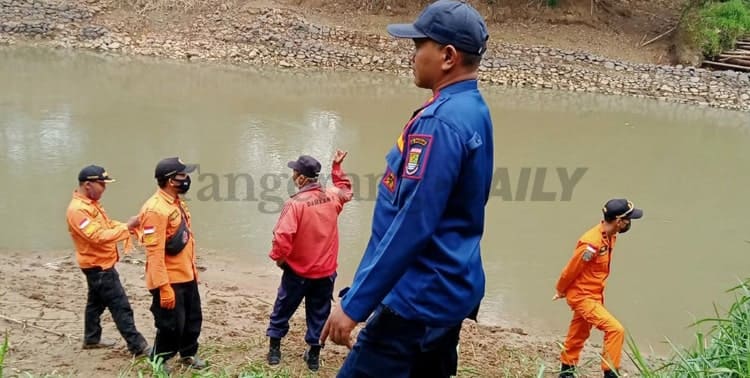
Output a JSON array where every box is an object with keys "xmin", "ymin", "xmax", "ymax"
[
  {"xmin": 1, "ymin": 331, "xmax": 8, "ymax": 378},
  {"xmin": 682, "ymin": 0, "xmax": 750, "ymax": 57},
  {"xmin": 116, "ymin": 353, "xmax": 302, "ymax": 378},
  {"xmin": 626, "ymin": 278, "xmax": 750, "ymax": 377}
]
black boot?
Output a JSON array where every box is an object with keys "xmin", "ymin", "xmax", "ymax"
[
  {"xmin": 604, "ymin": 370, "xmax": 619, "ymax": 378},
  {"xmin": 267, "ymin": 337, "xmax": 281, "ymax": 365},
  {"xmin": 559, "ymin": 363, "xmax": 575, "ymax": 378},
  {"xmin": 303, "ymin": 345, "xmax": 321, "ymax": 371}
]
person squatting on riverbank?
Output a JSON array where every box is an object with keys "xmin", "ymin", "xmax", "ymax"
[
  {"xmin": 553, "ymin": 199, "xmax": 644, "ymax": 378},
  {"xmin": 137, "ymin": 157, "xmax": 207, "ymax": 372},
  {"xmin": 65, "ymin": 165, "xmax": 151, "ymax": 357},
  {"xmin": 266, "ymin": 150, "xmax": 353, "ymax": 371},
  {"xmin": 320, "ymin": 1, "xmax": 495, "ymax": 377}
]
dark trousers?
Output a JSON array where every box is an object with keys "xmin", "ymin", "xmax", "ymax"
[
  {"xmin": 266, "ymin": 268, "xmax": 336, "ymax": 346},
  {"xmin": 337, "ymin": 305, "xmax": 462, "ymax": 378},
  {"xmin": 148, "ymin": 280, "xmax": 202, "ymax": 362},
  {"xmin": 83, "ymin": 267, "xmax": 147, "ymax": 354}
]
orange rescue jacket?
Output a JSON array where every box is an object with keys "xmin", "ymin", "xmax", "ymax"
[
  {"xmin": 556, "ymin": 222, "xmax": 618, "ymax": 304},
  {"xmin": 66, "ymin": 191, "xmax": 131, "ymax": 270},
  {"xmin": 138, "ymin": 189, "xmax": 198, "ymax": 290}
]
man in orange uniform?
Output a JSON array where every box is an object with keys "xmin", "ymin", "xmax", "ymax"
[
  {"xmin": 138, "ymin": 157, "xmax": 206, "ymax": 371},
  {"xmin": 66, "ymin": 165, "xmax": 150, "ymax": 356},
  {"xmin": 554, "ymin": 198, "xmax": 644, "ymax": 378},
  {"xmin": 266, "ymin": 150, "xmax": 353, "ymax": 371}
]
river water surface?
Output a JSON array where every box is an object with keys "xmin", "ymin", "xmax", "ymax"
[{"xmin": 2, "ymin": 46, "xmax": 749, "ymax": 356}]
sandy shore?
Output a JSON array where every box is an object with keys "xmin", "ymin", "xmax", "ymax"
[{"xmin": 0, "ymin": 248, "xmax": 650, "ymax": 377}]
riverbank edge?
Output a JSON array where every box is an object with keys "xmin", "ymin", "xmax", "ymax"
[
  {"xmin": 0, "ymin": 250, "xmax": 659, "ymax": 377},
  {"xmin": 1, "ymin": 0, "xmax": 749, "ymax": 112}
]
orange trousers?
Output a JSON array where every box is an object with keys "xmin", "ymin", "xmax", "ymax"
[{"xmin": 560, "ymin": 298, "xmax": 625, "ymax": 372}]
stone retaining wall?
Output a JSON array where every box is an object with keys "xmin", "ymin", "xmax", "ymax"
[
  {"xmin": 1, "ymin": 2, "xmax": 748, "ymax": 111},
  {"xmin": 0, "ymin": 0, "xmax": 92, "ymax": 37}
]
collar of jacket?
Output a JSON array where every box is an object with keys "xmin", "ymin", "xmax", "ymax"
[
  {"xmin": 72, "ymin": 190, "xmax": 95, "ymax": 205},
  {"xmin": 157, "ymin": 188, "xmax": 178, "ymax": 204},
  {"xmin": 291, "ymin": 182, "xmax": 322, "ymax": 198},
  {"xmin": 437, "ymin": 79, "xmax": 478, "ymax": 96}
]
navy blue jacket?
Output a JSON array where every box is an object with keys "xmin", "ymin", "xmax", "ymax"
[{"xmin": 341, "ymin": 79, "xmax": 494, "ymax": 327}]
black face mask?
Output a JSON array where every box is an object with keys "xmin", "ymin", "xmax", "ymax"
[
  {"xmin": 620, "ymin": 221, "xmax": 631, "ymax": 233},
  {"xmin": 172, "ymin": 176, "xmax": 191, "ymax": 194}
]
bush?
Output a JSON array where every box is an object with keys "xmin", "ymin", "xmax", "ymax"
[
  {"xmin": 683, "ymin": 0, "xmax": 750, "ymax": 57},
  {"xmin": 627, "ymin": 278, "xmax": 750, "ymax": 377}
]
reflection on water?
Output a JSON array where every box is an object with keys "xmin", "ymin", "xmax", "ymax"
[
  {"xmin": 2, "ymin": 105, "xmax": 84, "ymax": 172},
  {"xmin": 1, "ymin": 45, "xmax": 749, "ymax": 356}
]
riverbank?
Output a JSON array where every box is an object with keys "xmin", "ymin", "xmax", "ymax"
[
  {"xmin": 1, "ymin": 0, "xmax": 749, "ymax": 112},
  {"xmin": 0, "ymin": 250, "xmax": 650, "ymax": 377}
]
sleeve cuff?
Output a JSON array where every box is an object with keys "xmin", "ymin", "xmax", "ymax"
[{"xmin": 341, "ymin": 296, "xmax": 369, "ymax": 323}]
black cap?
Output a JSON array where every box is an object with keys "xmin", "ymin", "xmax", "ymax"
[
  {"xmin": 154, "ymin": 157, "xmax": 197, "ymax": 180},
  {"xmin": 387, "ymin": 0, "xmax": 490, "ymax": 55},
  {"xmin": 78, "ymin": 165, "xmax": 116, "ymax": 183},
  {"xmin": 287, "ymin": 155, "xmax": 321, "ymax": 178},
  {"xmin": 603, "ymin": 198, "xmax": 643, "ymax": 221}
]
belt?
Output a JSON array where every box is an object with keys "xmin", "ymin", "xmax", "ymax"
[
  {"xmin": 381, "ymin": 304, "xmax": 408, "ymax": 321},
  {"xmin": 81, "ymin": 266, "xmax": 111, "ymax": 274}
]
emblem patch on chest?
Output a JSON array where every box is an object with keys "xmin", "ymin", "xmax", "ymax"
[{"xmin": 403, "ymin": 134, "xmax": 432, "ymax": 179}]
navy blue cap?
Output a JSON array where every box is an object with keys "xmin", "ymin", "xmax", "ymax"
[
  {"xmin": 78, "ymin": 165, "xmax": 116, "ymax": 183},
  {"xmin": 603, "ymin": 199, "xmax": 643, "ymax": 221},
  {"xmin": 154, "ymin": 157, "xmax": 197, "ymax": 180},
  {"xmin": 387, "ymin": 0, "xmax": 489, "ymax": 55},
  {"xmin": 288, "ymin": 155, "xmax": 321, "ymax": 178}
]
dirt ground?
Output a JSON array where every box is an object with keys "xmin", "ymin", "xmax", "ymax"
[
  {"xmin": 0, "ymin": 249, "xmax": 643, "ymax": 377},
  {"xmin": 293, "ymin": 0, "xmax": 685, "ymax": 65},
  {"xmin": 97, "ymin": 0, "xmax": 686, "ymax": 66}
]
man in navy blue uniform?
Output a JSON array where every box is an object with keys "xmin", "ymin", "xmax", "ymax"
[{"xmin": 320, "ymin": 1, "xmax": 494, "ymax": 376}]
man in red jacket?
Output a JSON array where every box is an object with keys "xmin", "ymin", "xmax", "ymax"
[{"xmin": 266, "ymin": 149, "xmax": 353, "ymax": 371}]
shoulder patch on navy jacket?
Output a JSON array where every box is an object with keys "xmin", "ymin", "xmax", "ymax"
[
  {"xmin": 467, "ymin": 131, "xmax": 483, "ymax": 150},
  {"xmin": 382, "ymin": 168, "xmax": 397, "ymax": 192},
  {"xmin": 402, "ymin": 134, "xmax": 433, "ymax": 180}
]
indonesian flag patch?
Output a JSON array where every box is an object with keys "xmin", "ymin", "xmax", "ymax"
[
  {"xmin": 142, "ymin": 226, "xmax": 157, "ymax": 245},
  {"xmin": 582, "ymin": 244, "xmax": 597, "ymax": 262},
  {"xmin": 78, "ymin": 218, "xmax": 97, "ymax": 236}
]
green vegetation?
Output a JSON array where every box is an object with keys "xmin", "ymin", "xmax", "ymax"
[
  {"xmin": 681, "ymin": 0, "xmax": 750, "ymax": 57},
  {"xmin": 627, "ymin": 278, "xmax": 750, "ymax": 377},
  {"xmin": 120, "ymin": 356, "xmax": 299, "ymax": 378},
  {"xmin": 0, "ymin": 332, "xmax": 8, "ymax": 378}
]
